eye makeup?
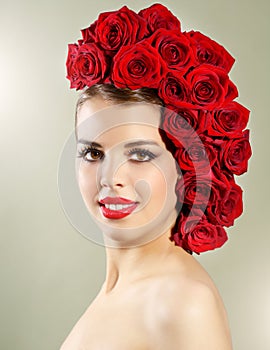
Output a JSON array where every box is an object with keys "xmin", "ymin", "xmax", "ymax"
[
  {"xmin": 126, "ymin": 148, "xmax": 157, "ymax": 162},
  {"xmin": 77, "ymin": 145, "xmax": 104, "ymax": 162},
  {"xmin": 76, "ymin": 140, "xmax": 161, "ymax": 163}
]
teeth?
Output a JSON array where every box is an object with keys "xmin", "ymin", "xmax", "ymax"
[{"xmin": 104, "ymin": 203, "xmax": 134, "ymax": 210}]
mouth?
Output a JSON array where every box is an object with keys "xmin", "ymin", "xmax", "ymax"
[{"xmin": 98, "ymin": 197, "xmax": 138, "ymax": 219}]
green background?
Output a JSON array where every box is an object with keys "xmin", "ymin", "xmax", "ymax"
[{"xmin": 0, "ymin": 0, "xmax": 268, "ymax": 349}]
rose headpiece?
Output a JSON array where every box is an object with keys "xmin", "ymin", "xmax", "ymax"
[{"xmin": 66, "ymin": 3, "xmax": 252, "ymax": 254}]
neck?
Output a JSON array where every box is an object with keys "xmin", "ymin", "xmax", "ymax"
[{"xmin": 102, "ymin": 230, "xmax": 179, "ymax": 294}]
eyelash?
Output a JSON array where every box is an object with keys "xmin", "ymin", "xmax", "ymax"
[
  {"xmin": 77, "ymin": 146, "xmax": 156, "ymax": 162},
  {"xmin": 127, "ymin": 148, "xmax": 156, "ymax": 162},
  {"xmin": 77, "ymin": 146, "xmax": 104, "ymax": 162}
]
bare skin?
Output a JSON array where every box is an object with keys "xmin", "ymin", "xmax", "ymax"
[
  {"xmin": 60, "ymin": 98, "xmax": 233, "ymax": 349},
  {"xmin": 60, "ymin": 232, "xmax": 232, "ymax": 349}
]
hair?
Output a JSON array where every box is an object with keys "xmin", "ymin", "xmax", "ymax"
[
  {"xmin": 75, "ymin": 83, "xmax": 177, "ymax": 154},
  {"xmin": 75, "ymin": 84, "xmax": 163, "ymax": 125},
  {"xmin": 75, "ymin": 83, "xmax": 183, "ymax": 248}
]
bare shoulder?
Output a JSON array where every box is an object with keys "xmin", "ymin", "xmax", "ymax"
[{"xmin": 145, "ymin": 251, "xmax": 233, "ymax": 350}]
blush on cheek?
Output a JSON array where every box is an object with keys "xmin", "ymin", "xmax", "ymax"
[{"xmin": 134, "ymin": 179, "xmax": 151, "ymax": 204}]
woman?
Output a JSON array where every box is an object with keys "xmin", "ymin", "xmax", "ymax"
[{"xmin": 60, "ymin": 4, "xmax": 251, "ymax": 349}]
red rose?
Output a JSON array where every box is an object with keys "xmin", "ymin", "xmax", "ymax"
[
  {"xmin": 176, "ymin": 172, "xmax": 213, "ymax": 208},
  {"xmin": 139, "ymin": 3, "xmax": 181, "ymax": 32},
  {"xmin": 185, "ymin": 31, "xmax": 235, "ymax": 73},
  {"xmin": 174, "ymin": 210, "xmax": 228, "ymax": 253},
  {"xmin": 186, "ymin": 64, "xmax": 231, "ymax": 109},
  {"xmin": 208, "ymin": 167, "xmax": 231, "ymax": 202},
  {"xmin": 80, "ymin": 21, "xmax": 97, "ymax": 44},
  {"xmin": 161, "ymin": 109, "xmax": 194, "ymax": 146},
  {"xmin": 208, "ymin": 101, "xmax": 250, "ymax": 137},
  {"xmin": 95, "ymin": 6, "xmax": 148, "ymax": 51},
  {"xmin": 177, "ymin": 108, "xmax": 210, "ymax": 136},
  {"xmin": 161, "ymin": 108, "xmax": 209, "ymax": 146},
  {"xmin": 207, "ymin": 179, "xmax": 243, "ymax": 227},
  {"xmin": 147, "ymin": 29, "xmax": 195, "ymax": 71},
  {"xmin": 112, "ymin": 41, "xmax": 165, "ymax": 89},
  {"xmin": 175, "ymin": 135, "xmax": 217, "ymax": 172},
  {"xmin": 225, "ymin": 80, "xmax": 238, "ymax": 101},
  {"xmin": 71, "ymin": 43, "xmax": 108, "ymax": 89},
  {"xmin": 221, "ymin": 129, "xmax": 252, "ymax": 175},
  {"xmin": 159, "ymin": 71, "xmax": 192, "ymax": 108},
  {"xmin": 66, "ymin": 44, "xmax": 83, "ymax": 90},
  {"xmin": 176, "ymin": 167, "xmax": 231, "ymax": 212}
]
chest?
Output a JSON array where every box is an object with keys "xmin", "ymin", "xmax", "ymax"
[{"xmin": 61, "ymin": 292, "xmax": 157, "ymax": 350}]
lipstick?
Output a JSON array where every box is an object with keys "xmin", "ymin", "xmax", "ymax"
[{"xmin": 99, "ymin": 197, "xmax": 138, "ymax": 219}]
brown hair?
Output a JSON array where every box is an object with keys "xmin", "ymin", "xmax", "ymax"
[
  {"xmin": 75, "ymin": 84, "xmax": 164, "ymax": 127},
  {"xmin": 75, "ymin": 83, "xmax": 176, "ymax": 155}
]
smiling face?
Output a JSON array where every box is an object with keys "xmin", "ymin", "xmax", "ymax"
[{"xmin": 76, "ymin": 97, "xmax": 180, "ymax": 248}]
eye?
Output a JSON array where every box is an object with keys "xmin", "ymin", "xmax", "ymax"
[
  {"xmin": 127, "ymin": 148, "xmax": 156, "ymax": 162},
  {"xmin": 77, "ymin": 146, "xmax": 104, "ymax": 162}
]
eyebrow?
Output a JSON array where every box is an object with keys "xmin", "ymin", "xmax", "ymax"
[
  {"xmin": 77, "ymin": 139, "xmax": 103, "ymax": 148},
  {"xmin": 77, "ymin": 139, "xmax": 160, "ymax": 148},
  {"xmin": 123, "ymin": 140, "xmax": 160, "ymax": 148}
]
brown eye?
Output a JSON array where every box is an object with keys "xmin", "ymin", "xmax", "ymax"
[
  {"xmin": 136, "ymin": 151, "xmax": 149, "ymax": 161},
  {"xmin": 77, "ymin": 147, "xmax": 104, "ymax": 162},
  {"xmin": 128, "ymin": 148, "xmax": 156, "ymax": 162},
  {"xmin": 86, "ymin": 149, "xmax": 103, "ymax": 161}
]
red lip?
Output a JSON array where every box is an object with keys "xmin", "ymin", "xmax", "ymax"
[
  {"xmin": 99, "ymin": 197, "xmax": 135, "ymax": 205},
  {"xmin": 99, "ymin": 197, "xmax": 138, "ymax": 219}
]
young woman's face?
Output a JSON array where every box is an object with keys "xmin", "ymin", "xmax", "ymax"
[{"xmin": 76, "ymin": 97, "xmax": 180, "ymax": 248}]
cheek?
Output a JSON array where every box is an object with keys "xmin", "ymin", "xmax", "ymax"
[
  {"xmin": 133, "ymin": 164, "xmax": 169, "ymax": 204},
  {"xmin": 151, "ymin": 171, "xmax": 167, "ymax": 200},
  {"xmin": 77, "ymin": 164, "xmax": 98, "ymax": 201},
  {"xmin": 152, "ymin": 161, "xmax": 178, "ymax": 208},
  {"xmin": 149, "ymin": 158, "xmax": 178, "ymax": 193}
]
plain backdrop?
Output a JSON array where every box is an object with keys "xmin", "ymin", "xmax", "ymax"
[{"xmin": 0, "ymin": 0, "xmax": 269, "ymax": 349}]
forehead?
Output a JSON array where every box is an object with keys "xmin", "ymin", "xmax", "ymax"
[{"xmin": 76, "ymin": 98, "xmax": 163, "ymax": 145}]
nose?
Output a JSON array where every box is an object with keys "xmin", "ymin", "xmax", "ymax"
[{"xmin": 98, "ymin": 152, "xmax": 126, "ymax": 189}]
